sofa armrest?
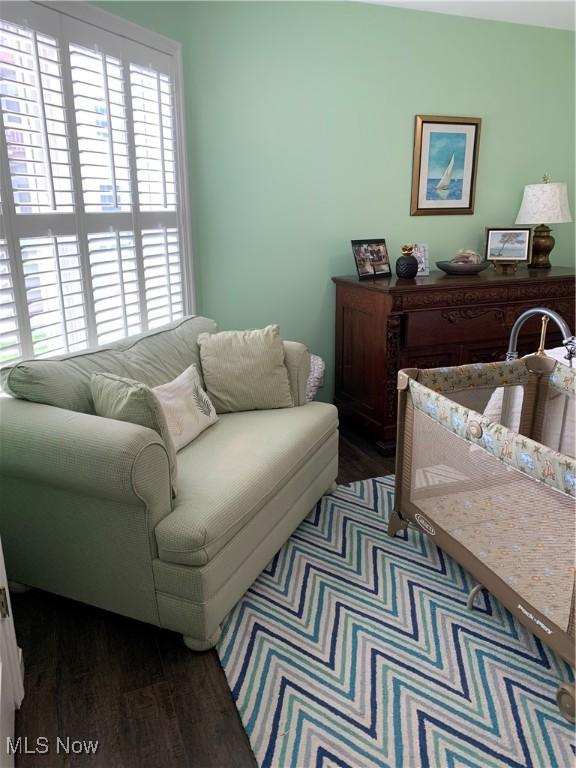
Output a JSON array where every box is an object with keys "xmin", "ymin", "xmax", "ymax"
[
  {"xmin": 0, "ymin": 398, "xmax": 172, "ymax": 510},
  {"xmin": 283, "ymin": 341, "xmax": 310, "ymax": 406}
]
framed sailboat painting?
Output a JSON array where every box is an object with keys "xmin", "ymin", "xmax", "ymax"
[{"xmin": 410, "ymin": 115, "xmax": 481, "ymax": 215}]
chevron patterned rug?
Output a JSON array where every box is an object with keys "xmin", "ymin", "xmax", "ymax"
[{"xmin": 217, "ymin": 477, "xmax": 575, "ymax": 768}]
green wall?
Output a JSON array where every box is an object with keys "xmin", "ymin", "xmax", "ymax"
[{"xmin": 100, "ymin": 1, "xmax": 575, "ymax": 400}]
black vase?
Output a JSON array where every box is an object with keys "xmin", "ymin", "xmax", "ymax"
[{"xmin": 395, "ymin": 254, "xmax": 419, "ymax": 279}]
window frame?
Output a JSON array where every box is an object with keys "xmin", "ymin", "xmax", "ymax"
[{"xmin": 0, "ymin": 0, "xmax": 195, "ymax": 360}]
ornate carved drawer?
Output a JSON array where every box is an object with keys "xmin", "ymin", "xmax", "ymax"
[
  {"xmin": 404, "ymin": 306, "xmax": 508, "ymax": 347},
  {"xmin": 333, "ymin": 267, "xmax": 575, "ymax": 453}
]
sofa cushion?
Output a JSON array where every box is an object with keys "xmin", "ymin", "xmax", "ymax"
[
  {"xmin": 91, "ymin": 372, "xmax": 178, "ymax": 495},
  {"xmin": 154, "ymin": 401, "xmax": 338, "ymax": 566},
  {"xmin": 0, "ymin": 316, "xmax": 217, "ymax": 414},
  {"xmin": 198, "ymin": 325, "xmax": 293, "ymax": 413}
]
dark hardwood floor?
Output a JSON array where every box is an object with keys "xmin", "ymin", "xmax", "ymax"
[{"xmin": 12, "ymin": 428, "xmax": 394, "ymax": 768}]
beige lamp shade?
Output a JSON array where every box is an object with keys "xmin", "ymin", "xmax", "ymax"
[{"xmin": 515, "ymin": 182, "xmax": 573, "ymax": 225}]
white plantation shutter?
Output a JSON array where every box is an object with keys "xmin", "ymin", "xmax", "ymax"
[
  {"xmin": 142, "ymin": 227, "xmax": 183, "ymax": 327},
  {"xmin": 87, "ymin": 230, "xmax": 141, "ymax": 343},
  {"xmin": 21, "ymin": 234, "xmax": 87, "ymax": 356},
  {"xmin": 1, "ymin": 21, "xmax": 73, "ymax": 213},
  {"xmin": 70, "ymin": 45, "xmax": 131, "ymax": 213},
  {"xmin": 0, "ymin": 240, "xmax": 21, "ymax": 363},
  {"xmin": 130, "ymin": 65, "xmax": 176, "ymax": 212},
  {"xmin": 0, "ymin": 2, "xmax": 192, "ymax": 367}
]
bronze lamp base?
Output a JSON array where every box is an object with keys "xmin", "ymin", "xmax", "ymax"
[{"xmin": 529, "ymin": 224, "xmax": 554, "ymax": 269}]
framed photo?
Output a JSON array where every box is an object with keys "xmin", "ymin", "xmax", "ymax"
[
  {"xmin": 410, "ymin": 115, "xmax": 481, "ymax": 216},
  {"xmin": 485, "ymin": 227, "xmax": 532, "ymax": 262},
  {"xmin": 413, "ymin": 242, "xmax": 430, "ymax": 276},
  {"xmin": 351, "ymin": 239, "xmax": 391, "ymax": 280}
]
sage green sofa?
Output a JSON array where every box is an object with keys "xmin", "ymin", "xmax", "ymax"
[{"xmin": 0, "ymin": 316, "xmax": 338, "ymax": 650}]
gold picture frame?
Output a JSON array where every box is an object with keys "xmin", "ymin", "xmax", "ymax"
[{"xmin": 410, "ymin": 115, "xmax": 481, "ymax": 216}]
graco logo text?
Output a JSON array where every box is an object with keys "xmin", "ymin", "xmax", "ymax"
[
  {"xmin": 517, "ymin": 603, "xmax": 553, "ymax": 635},
  {"xmin": 415, "ymin": 513, "xmax": 436, "ymax": 536},
  {"xmin": 7, "ymin": 737, "xmax": 99, "ymax": 756}
]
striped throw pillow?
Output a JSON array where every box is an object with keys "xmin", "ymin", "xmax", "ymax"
[{"xmin": 197, "ymin": 325, "xmax": 294, "ymax": 413}]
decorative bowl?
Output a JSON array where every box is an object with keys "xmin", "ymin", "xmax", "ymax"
[{"xmin": 436, "ymin": 260, "xmax": 490, "ymax": 276}]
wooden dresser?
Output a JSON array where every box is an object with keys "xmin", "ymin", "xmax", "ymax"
[{"xmin": 332, "ymin": 267, "xmax": 575, "ymax": 453}]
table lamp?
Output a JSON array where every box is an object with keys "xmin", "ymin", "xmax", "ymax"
[{"xmin": 515, "ymin": 176, "xmax": 573, "ymax": 269}]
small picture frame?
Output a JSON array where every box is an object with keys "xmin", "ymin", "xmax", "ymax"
[
  {"xmin": 485, "ymin": 227, "xmax": 532, "ymax": 263},
  {"xmin": 351, "ymin": 239, "xmax": 391, "ymax": 280},
  {"xmin": 413, "ymin": 243, "xmax": 430, "ymax": 276}
]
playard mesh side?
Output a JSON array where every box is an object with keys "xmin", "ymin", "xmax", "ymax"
[{"xmin": 396, "ymin": 358, "xmax": 576, "ymax": 641}]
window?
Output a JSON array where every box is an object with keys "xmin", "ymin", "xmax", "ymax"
[{"xmin": 0, "ymin": 1, "xmax": 192, "ymax": 364}]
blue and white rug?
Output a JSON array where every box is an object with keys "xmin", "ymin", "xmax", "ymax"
[{"xmin": 217, "ymin": 477, "xmax": 575, "ymax": 768}]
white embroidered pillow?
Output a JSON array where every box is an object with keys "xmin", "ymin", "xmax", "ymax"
[{"xmin": 153, "ymin": 364, "xmax": 218, "ymax": 451}]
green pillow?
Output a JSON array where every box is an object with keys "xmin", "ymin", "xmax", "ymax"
[
  {"xmin": 197, "ymin": 325, "xmax": 294, "ymax": 413},
  {"xmin": 91, "ymin": 372, "xmax": 178, "ymax": 495}
]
